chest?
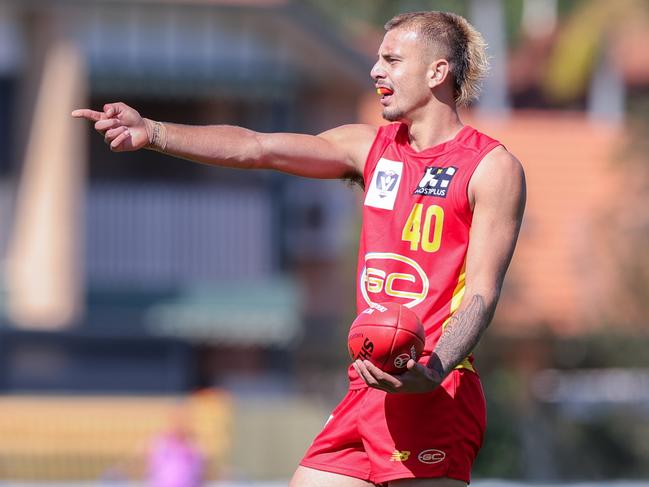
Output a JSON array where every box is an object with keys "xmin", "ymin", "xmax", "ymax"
[{"xmin": 363, "ymin": 148, "xmax": 471, "ymax": 216}]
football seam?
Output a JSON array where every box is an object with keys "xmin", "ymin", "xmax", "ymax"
[
  {"xmin": 383, "ymin": 305, "xmax": 402, "ymax": 370},
  {"xmin": 398, "ymin": 328, "xmax": 426, "ymax": 345},
  {"xmin": 352, "ymin": 323, "xmax": 401, "ymax": 329}
]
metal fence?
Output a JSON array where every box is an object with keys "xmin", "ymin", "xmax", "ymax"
[{"xmin": 85, "ymin": 184, "xmax": 274, "ymax": 285}]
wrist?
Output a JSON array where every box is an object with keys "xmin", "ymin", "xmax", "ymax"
[
  {"xmin": 426, "ymin": 353, "xmax": 448, "ymax": 380},
  {"xmin": 144, "ymin": 118, "xmax": 167, "ymax": 152}
]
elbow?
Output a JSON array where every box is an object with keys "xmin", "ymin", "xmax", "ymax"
[
  {"xmin": 218, "ymin": 128, "xmax": 267, "ymax": 170},
  {"xmin": 237, "ymin": 138, "xmax": 266, "ymax": 170},
  {"xmin": 246, "ymin": 132, "xmax": 275, "ymax": 170},
  {"xmin": 484, "ymin": 290, "xmax": 501, "ymax": 325}
]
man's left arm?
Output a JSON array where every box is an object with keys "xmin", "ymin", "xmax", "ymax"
[{"xmin": 354, "ymin": 146, "xmax": 526, "ymax": 393}]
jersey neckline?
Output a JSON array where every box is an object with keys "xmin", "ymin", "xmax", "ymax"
[{"xmin": 395, "ymin": 123, "xmax": 475, "ymax": 158}]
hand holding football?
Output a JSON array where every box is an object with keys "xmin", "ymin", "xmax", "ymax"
[{"xmin": 348, "ymin": 302, "xmax": 425, "ymax": 374}]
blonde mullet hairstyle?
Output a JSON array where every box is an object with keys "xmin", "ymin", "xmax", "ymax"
[{"xmin": 385, "ymin": 11, "xmax": 490, "ymax": 107}]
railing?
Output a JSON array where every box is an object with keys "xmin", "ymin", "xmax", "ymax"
[{"xmin": 85, "ymin": 184, "xmax": 275, "ymax": 286}]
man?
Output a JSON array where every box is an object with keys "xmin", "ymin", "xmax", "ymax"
[{"xmin": 73, "ymin": 10, "xmax": 525, "ymax": 487}]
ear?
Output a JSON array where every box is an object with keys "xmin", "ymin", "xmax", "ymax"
[{"xmin": 427, "ymin": 59, "xmax": 450, "ymax": 89}]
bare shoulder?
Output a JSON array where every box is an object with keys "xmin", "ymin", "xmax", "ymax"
[
  {"xmin": 469, "ymin": 145, "xmax": 526, "ymax": 207},
  {"xmin": 318, "ymin": 124, "xmax": 379, "ymax": 173},
  {"xmin": 474, "ymin": 145, "xmax": 525, "ymax": 184}
]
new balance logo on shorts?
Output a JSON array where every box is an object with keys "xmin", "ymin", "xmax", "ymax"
[
  {"xmin": 390, "ymin": 450, "xmax": 410, "ymax": 462},
  {"xmin": 414, "ymin": 166, "xmax": 457, "ymax": 198}
]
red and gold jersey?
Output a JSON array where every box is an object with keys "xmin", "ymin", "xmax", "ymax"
[{"xmin": 349, "ymin": 123, "xmax": 501, "ymax": 388}]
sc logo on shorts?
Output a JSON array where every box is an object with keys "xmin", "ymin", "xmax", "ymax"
[
  {"xmin": 418, "ymin": 449, "xmax": 446, "ymax": 464},
  {"xmin": 360, "ymin": 252, "xmax": 430, "ymax": 308}
]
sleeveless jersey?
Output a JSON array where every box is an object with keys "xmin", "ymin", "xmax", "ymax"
[{"xmin": 349, "ymin": 123, "xmax": 501, "ymax": 388}]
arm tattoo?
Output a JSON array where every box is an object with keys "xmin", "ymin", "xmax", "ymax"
[
  {"xmin": 431, "ymin": 294, "xmax": 490, "ymax": 377},
  {"xmin": 148, "ymin": 120, "xmax": 168, "ymax": 152}
]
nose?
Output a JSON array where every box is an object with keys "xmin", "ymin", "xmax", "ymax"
[{"xmin": 370, "ymin": 60, "xmax": 385, "ymax": 81}]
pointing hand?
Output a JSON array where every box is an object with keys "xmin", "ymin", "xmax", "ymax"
[{"xmin": 72, "ymin": 102, "xmax": 152, "ymax": 152}]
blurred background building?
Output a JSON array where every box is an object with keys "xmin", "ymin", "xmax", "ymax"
[{"xmin": 0, "ymin": 0, "xmax": 648, "ymax": 484}]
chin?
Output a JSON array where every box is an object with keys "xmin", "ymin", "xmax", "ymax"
[{"xmin": 382, "ymin": 109, "xmax": 404, "ymax": 122}]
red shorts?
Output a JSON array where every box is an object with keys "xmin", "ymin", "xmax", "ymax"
[{"xmin": 300, "ymin": 369, "xmax": 486, "ymax": 485}]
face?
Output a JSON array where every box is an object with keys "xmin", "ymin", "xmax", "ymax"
[{"xmin": 371, "ymin": 27, "xmax": 442, "ymax": 123}]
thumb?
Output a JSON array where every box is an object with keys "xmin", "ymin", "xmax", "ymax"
[
  {"xmin": 406, "ymin": 359, "xmax": 426, "ymax": 374},
  {"xmin": 103, "ymin": 103, "xmax": 121, "ymax": 118}
]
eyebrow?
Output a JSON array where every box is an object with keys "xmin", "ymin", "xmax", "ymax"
[{"xmin": 377, "ymin": 50, "xmax": 402, "ymax": 60}]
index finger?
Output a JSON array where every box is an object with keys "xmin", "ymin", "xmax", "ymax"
[
  {"xmin": 362, "ymin": 360, "xmax": 402, "ymax": 388},
  {"xmin": 71, "ymin": 109, "xmax": 104, "ymax": 121},
  {"xmin": 354, "ymin": 359, "xmax": 382, "ymax": 388}
]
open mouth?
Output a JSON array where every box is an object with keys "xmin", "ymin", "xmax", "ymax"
[{"xmin": 376, "ymin": 87, "xmax": 394, "ymax": 105}]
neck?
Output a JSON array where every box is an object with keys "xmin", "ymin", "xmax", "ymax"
[{"xmin": 404, "ymin": 103, "xmax": 464, "ymax": 152}]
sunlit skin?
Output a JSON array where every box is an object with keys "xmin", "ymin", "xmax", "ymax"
[
  {"xmin": 348, "ymin": 27, "xmax": 467, "ymax": 396},
  {"xmin": 371, "ymin": 27, "xmax": 464, "ymax": 152},
  {"xmin": 72, "ymin": 22, "xmax": 526, "ymax": 487}
]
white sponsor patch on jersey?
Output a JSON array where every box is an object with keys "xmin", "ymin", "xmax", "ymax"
[{"xmin": 364, "ymin": 158, "xmax": 404, "ymax": 210}]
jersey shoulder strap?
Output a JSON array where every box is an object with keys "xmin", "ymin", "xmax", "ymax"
[{"xmin": 363, "ymin": 123, "xmax": 402, "ymax": 186}]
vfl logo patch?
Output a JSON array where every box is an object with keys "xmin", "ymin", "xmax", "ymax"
[
  {"xmin": 376, "ymin": 170, "xmax": 399, "ymax": 197},
  {"xmin": 414, "ymin": 166, "xmax": 457, "ymax": 198},
  {"xmin": 365, "ymin": 158, "xmax": 403, "ymax": 210}
]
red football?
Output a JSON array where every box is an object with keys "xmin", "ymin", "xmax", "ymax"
[{"xmin": 348, "ymin": 302, "xmax": 426, "ymax": 374}]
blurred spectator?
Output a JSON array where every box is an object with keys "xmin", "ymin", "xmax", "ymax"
[{"xmin": 147, "ymin": 404, "xmax": 205, "ymax": 487}]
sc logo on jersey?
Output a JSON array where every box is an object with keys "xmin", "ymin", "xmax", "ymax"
[
  {"xmin": 360, "ymin": 252, "xmax": 430, "ymax": 308},
  {"xmin": 414, "ymin": 166, "xmax": 457, "ymax": 198}
]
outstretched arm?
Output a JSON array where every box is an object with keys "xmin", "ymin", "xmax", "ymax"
[
  {"xmin": 354, "ymin": 146, "xmax": 526, "ymax": 393},
  {"xmin": 72, "ymin": 102, "xmax": 376, "ymax": 180}
]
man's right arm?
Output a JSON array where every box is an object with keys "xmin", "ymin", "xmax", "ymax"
[{"xmin": 72, "ymin": 102, "xmax": 377, "ymax": 181}]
